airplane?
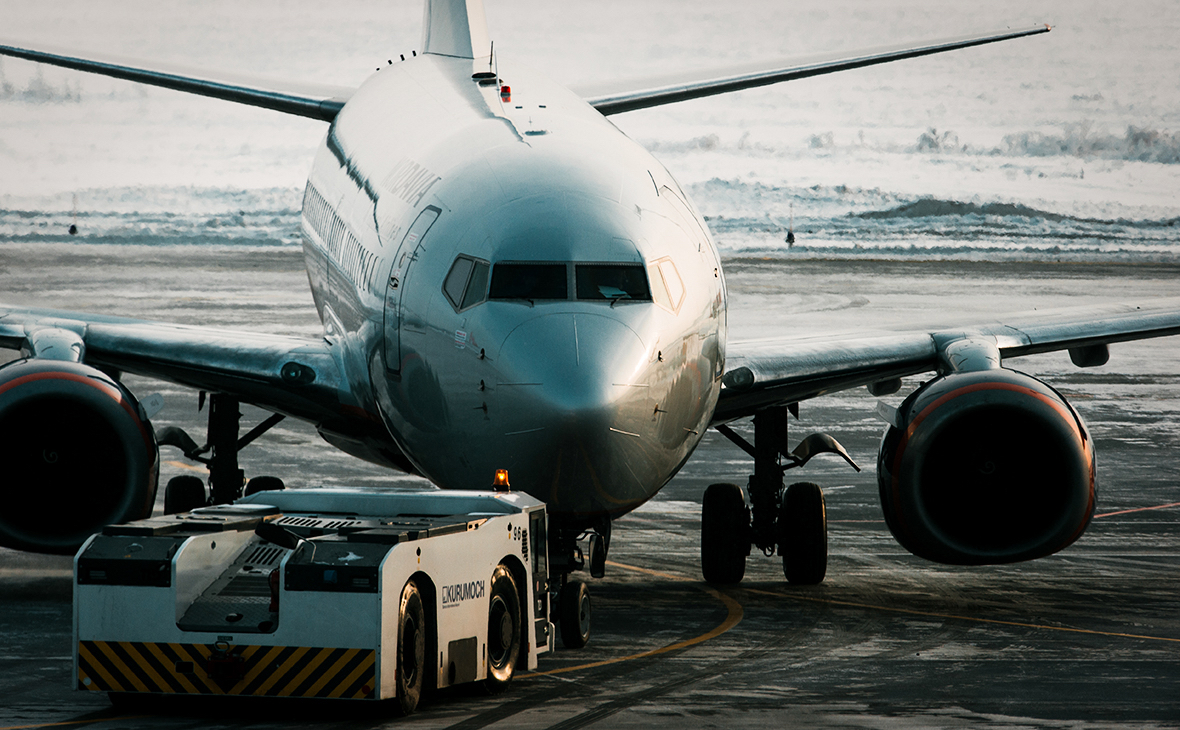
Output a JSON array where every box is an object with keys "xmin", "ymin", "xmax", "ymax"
[{"xmin": 2, "ymin": 0, "xmax": 1179, "ymax": 652}]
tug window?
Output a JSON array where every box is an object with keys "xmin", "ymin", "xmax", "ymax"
[
  {"xmin": 443, "ymin": 256, "xmax": 490, "ymax": 311},
  {"xmin": 575, "ymin": 264, "xmax": 651, "ymax": 302},
  {"xmin": 489, "ymin": 263, "xmax": 568, "ymax": 301}
]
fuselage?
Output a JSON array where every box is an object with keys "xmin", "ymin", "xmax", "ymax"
[{"xmin": 299, "ymin": 53, "xmax": 726, "ymax": 524}]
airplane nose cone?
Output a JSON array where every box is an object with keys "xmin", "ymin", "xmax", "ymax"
[
  {"xmin": 494, "ymin": 312, "xmax": 659, "ymax": 516},
  {"xmin": 499, "ymin": 312, "xmax": 647, "ymax": 414}
]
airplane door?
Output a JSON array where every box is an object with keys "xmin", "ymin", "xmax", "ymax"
[{"xmin": 383, "ymin": 206, "xmax": 440, "ymax": 372}]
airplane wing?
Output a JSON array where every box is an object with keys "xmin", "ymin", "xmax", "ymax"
[
  {"xmin": 0, "ymin": 305, "xmax": 360, "ymax": 427},
  {"xmin": 713, "ymin": 298, "xmax": 1180, "ymax": 423},
  {"xmin": 3, "ymin": 25, "xmax": 1048, "ymax": 121},
  {"xmin": 0, "ymin": 39, "xmax": 353, "ymax": 121},
  {"xmin": 575, "ymin": 25, "xmax": 1050, "ymax": 115}
]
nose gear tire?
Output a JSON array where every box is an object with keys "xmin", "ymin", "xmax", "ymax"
[{"xmin": 559, "ymin": 578, "xmax": 591, "ymax": 649}]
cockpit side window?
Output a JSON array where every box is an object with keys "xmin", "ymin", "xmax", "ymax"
[
  {"xmin": 648, "ymin": 258, "xmax": 684, "ymax": 312},
  {"xmin": 443, "ymin": 255, "xmax": 491, "ymax": 311},
  {"xmin": 461, "ymin": 261, "xmax": 490, "ymax": 309},
  {"xmin": 575, "ymin": 264, "xmax": 651, "ymax": 302},
  {"xmin": 489, "ymin": 263, "xmax": 568, "ymax": 301}
]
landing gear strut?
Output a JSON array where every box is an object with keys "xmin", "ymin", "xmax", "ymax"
[
  {"xmin": 703, "ymin": 404, "xmax": 856, "ymax": 585},
  {"xmin": 548, "ymin": 518, "xmax": 608, "ymax": 649},
  {"xmin": 157, "ymin": 392, "xmax": 286, "ymax": 509}
]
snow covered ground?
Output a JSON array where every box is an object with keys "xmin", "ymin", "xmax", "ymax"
[{"xmin": 0, "ymin": 0, "xmax": 1177, "ymax": 260}]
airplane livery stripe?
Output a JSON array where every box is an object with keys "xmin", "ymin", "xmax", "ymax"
[{"xmin": 303, "ymin": 182, "xmax": 379, "ymax": 292}]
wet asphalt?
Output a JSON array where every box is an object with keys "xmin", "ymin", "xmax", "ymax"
[{"xmin": 1, "ymin": 245, "xmax": 1177, "ymax": 728}]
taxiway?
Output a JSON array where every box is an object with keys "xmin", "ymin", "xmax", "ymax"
[{"xmin": 1, "ymin": 245, "xmax": 1177, "ymax": 728}]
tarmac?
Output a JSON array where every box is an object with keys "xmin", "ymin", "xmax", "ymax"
[{"xmin": 1, "ymin": 244, "xmax": 1178, "ymax": 728}]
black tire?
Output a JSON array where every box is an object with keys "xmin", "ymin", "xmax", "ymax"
[
  {"xmin": 244, "ymin": 475, "xmax": 285, "ymax": 496},
  {"xmin": 779, "ymin": 482, "xmax": 827, "ymax": 585},
  {"xmin": 485, "ymin": 565, "xmax": 521, "ymax": 691},
  {"xmin": 163, "ymin": 475, "xmax": 205, "ymax": 514},
  {"xmin": 559, "ymin": 578, "xmax": 591, "ymax": 649},
  {"xmin": 700, "ymin": 482, "xmax": 749, "ymax": 584},
  {"xmin": 588, "ymin": 533, "xmax": 606, "ymax": 578},
  {"xmin": 395, "ymin": 579, "xmax": 426, "ymax": 715}
]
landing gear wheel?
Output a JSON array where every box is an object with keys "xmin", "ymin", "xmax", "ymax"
[
  {"xmin": 395, "ymin": 579, "xmax": 426, "ymax": 715},
  {"xmin": 779, "ymin": 482, "xmax": 827, "ymax": 585},
  {"xmin": 163, "ymin": 475, "xmax": 206, "ymax": 514},
  {"xmin": 244, "ymin": 475, "xmax": 285, "ymax": 496},
  {"xmin": 559, "ymin": 578, "xmax": 591, "ymax": 649},
  {"xmin": 700, "ymin": 482, "xmax": 749, "ymax": 584},
  {"xmin": 485, "ymin": 565, "xmax": 521, "ymax": 691}
]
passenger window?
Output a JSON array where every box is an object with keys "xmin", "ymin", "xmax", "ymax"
[
  {"xmin": 575, "ymin": 264, "xmax": 651, "ymax": 302},
  {"xmin": 489, "ymin": 263, "xmax": 568, "ymax": 300},
  {"xmin": 649, "ymin": 258, "xmax": 685, "ymax": 312}
]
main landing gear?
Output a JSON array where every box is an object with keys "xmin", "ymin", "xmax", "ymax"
[
  {"xmin": 703, "ymin": 404, "xmax": 859, "ymax": 585},
  {"xmin": 548, "ymin": 517, "xmax": 608, "ymax": 649},
  {"xmin": 156, "ymin": 392, "xmax": 288, "ymax": 513}
]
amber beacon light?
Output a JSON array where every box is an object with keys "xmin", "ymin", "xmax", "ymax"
[{"xmin": 492, "ymin": 469, "xmax": 511, "ymax": 491}]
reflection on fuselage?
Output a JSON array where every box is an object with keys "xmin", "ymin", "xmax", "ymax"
[{"xmin": 300, "ymin": 53, "xmax": 726, "ymax": 527}]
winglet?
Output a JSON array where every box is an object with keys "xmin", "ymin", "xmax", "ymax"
[{"xmin": 421, "ymin": 0, "xmax": 491, "ymax": 60}]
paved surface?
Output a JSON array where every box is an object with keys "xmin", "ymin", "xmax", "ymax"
[{"xmin": 1, "ymin": 246, "xmax": 1178, "ymax": 728}]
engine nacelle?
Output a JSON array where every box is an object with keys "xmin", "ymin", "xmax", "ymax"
[
  {"xmin": 0, "ymin": 359, "xmax": 159, "ymax": 554},
  {"xmin": 877, "ymin": 368, "xmax": 1095, "ymax": 565}
]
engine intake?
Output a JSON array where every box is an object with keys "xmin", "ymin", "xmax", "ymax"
[
  {"xmin": 877, "ymin": 368, "xmax": 1094, "ymax": 565},
  {"xmin": 0, "ymin": 359, "xmax": 159, "ymax": 554}
]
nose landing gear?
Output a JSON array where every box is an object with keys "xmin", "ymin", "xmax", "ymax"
[
  {"xmin": 703, "ymin": 405, "xmax": 854, "ymax": 585},
  {"xmin": 548, "ymin": 518, "xmax": 609, "ymax": 649}
]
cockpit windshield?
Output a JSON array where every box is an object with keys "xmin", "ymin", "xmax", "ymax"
[
  {"xmin": 485, "ymin": 261, "xmax": 655, "ymax": 305},
  {"xmin": 489, "ymin": 263, "xmax": 568, "ymax": 300},
  {"xmin": 575, "ymin": 264, "xmax": 651, "ymax": 302}
]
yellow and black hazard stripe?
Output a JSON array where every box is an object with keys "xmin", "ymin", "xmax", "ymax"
[{"xmin": 78, "ymin": 641, "xmax": 376, "ymax": 699}]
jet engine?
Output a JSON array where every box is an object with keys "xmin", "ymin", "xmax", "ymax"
[
  {"xmin": 0, "ymin": 359, "xmax": 159, "ymax": 554},
  {"xmin": 877, "ymin": 368, "xmax": 1095, "ymax": 565}
]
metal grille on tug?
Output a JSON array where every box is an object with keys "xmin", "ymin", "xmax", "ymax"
[{"xmin": 276, "ymin": 516, "xmax": 369, "ymax": 531}]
